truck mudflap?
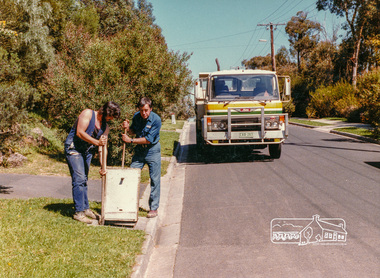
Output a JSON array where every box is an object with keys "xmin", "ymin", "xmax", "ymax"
[{"xmin": 202, "ymin": 106, "xmax": 288, "ymax": 146}]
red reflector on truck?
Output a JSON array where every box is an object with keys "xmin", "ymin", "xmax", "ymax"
[{"xmin": 239, "ymin": 108, "xmax": 253, "ymax": 112}]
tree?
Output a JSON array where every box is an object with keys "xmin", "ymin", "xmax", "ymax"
[
  {"xmin": 0, "ymin": 0, "xmax": 53, "ymax": 149},
  {"xmin": 40, "ymin": 15, "xmax": 193, "ymax": 163},
  {"xmin": 0, "ymin": 0, "xmax": 55, "ymax": 84},
  {"xmin": 92, "ymin": 0, "xmax": 135, "ymax": 37},
  {"xmin": 285, "ymin": 11, "xmax": 322, "ymax": 73},
  {"xmin": 305, "ymin": 40, "xmax": 338, "ymax": 88},
  {"xmin": 317, "ymin": 0, "xmax": 378, "ymax": 87},
  {"xmin": 275, "ymin": 46, "xmax": 297, "ymax": 75},
  {"xmin": 242, "ymin": 54, "xmax": 272, "ymax": 70}
]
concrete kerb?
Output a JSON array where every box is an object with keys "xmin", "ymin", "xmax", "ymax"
[
  {"xmin": 131, "ymin": 122, "xmax": 185, "ymax": 278},
  {"xmin": 330, "ymin": 129, "xmax": 380, "ymax": 144}
]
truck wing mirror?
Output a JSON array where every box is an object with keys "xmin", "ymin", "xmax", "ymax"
[
  {"xmin": 278, "ymin": 76, "xmax": 291, "ymax": 101},
  {"xmin": 285, "ymin": 77, "xmax": 291, "ymax": 96}
]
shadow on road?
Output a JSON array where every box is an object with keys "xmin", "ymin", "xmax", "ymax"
[
  {"xmin": 0, "ymin": 185, "xmax": 13, "ymax": 194},
  {"xmin": 287, "ymin": 142, "xmax": 380, "ymax": 153},
  {"xmin": 365, "ymin": 161, "xmax": 380, "ymax": 170},
  {"xmin": 178, "ymin": 143, "xmax": 274, "ymax": 165}
]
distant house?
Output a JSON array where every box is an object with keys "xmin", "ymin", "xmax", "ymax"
[{"xmin": 299, "ymin": 215, "xmax": 347, "ymax": 245}]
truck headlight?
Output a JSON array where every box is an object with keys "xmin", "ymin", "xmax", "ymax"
[
  {"xmin": 208, "ymin": 119, "xmax": 227, "ymax": 131},
  {"xmin": 265, "ymin": 116, "xmax": 280, "ymax": 130}
]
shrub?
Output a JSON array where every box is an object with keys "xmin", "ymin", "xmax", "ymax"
[
  {"xmin": 306, "ymin": 81, "xmax": 354, "ymax": 118},
  {"xmin": 290, "ymin": 74, "xmax": 311, "ymax": 117},
  {"xmin": 0, "ymin": 81, "xmax": 37, "ymax": 154},
  {"xmin": 334, "ymin": 93, "xmax": 360, "ymax": 121},
  {"xmin": 283, "ymin": 100, "xmax": 295, "ymax": 116},
  {"xmin": 40, "ymin": 19, "xmax": 192, "ymax": 165},
  {"xmin": 357, "ymin": 68, "xmax": 380, "ymax": 137}
]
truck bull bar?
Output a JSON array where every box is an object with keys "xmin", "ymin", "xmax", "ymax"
[{"xmin": 203, "ymin": 106, "xmax": 289, "ymax": 146}]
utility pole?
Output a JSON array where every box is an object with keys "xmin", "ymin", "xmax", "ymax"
[{"xmin": 257, "ymin": 22, "xmax": 285, "ymax": 72}]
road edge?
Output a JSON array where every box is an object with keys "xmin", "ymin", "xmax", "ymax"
[{"xmin": 131, "ymin": 122, "xmax": 186, "ymax": 278}]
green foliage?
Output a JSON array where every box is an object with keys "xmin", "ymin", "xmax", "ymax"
[
  {"xmin": 317, "ymin": 0, "xmax": 378, "ymax": 86},
  {"xmin": 16, "ymin": 0, "xmax": 55, "ymax": 84},
  {"xmin": 166, "ymin": 95, "xmax": 195, "ymax": 120},
  {"xmin": 0, "ymin": 46, "xmax": 38, "ymax": 153},
  {"xmin": 93, "ymin": 0, "xmax": 135, "ymax": 37},
  {"xmin": 306, "ymin": 69, "xmax": 379, "ymax": 139},
  {"xmin": 283, "ymin": 100, "xmax": 295, "ymax": 116},
  {"xmin": 243, "ymin": 54, "xmax": 272, "ymax": 70},
  {"xmin": 40, "ymin": 13, "xmax": 192, "ymax": 164},
  {"xmin": 285, "ymin": 11, "xmax": 322, "ymax": 72},
  {"xmin": 304, "ymin": 41, "xmax": 338, "ymax": 87},
  {"xmin": 306, "ymin": 81, "xmax": 354, "ymax": 118},
  {"xmin": 71, "ymin": 3, "xmax": 100, "ymax": 35},
  {"xmin": 356, "ymin": 68, "xmax": 380, "ymax": 136},
  {"xmin": 0, "ymin": 0, "xmax": 194, "ymax": 166},
  {"xmin": 0, "ymin": 47, "xmax": 21, "ymax": 82},
  {"xmin": 0, "ymin": 81, "xmax": 36, "ymax": 132},
  {"xmin": 289, "ymin": 74, "xmax": 310, "ymax": 116},
  {"xmin": 43, "ymin": 0, "xmax": 76, "ymax": 50}
]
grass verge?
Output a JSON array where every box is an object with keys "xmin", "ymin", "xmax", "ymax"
[
  {"xmin": 0, "ymin": 120, "xmax": 184, "ymax": 181},
  {"xmin": 333, "ymin": 127, "xmax": 374, "ymax": 138},
  {"xmin": 0, "ymin": 198, "xmax": 145, "ymax": 278},
  {"xmin": 289, "ymin": 118, "xmax": 331, "ymax": 127},
  {"xmin": 161, "ymin": 119, "xmax": 185, "ymax": 131}
]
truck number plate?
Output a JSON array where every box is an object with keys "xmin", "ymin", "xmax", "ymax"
[{"xmin": 239, "ymin": 132, "xmax": 254, "ymax": 138}]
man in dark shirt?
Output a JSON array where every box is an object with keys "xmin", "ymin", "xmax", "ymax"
[{"xmin": 122, "ymin": 97, "xmax": 162, "ymax": 218}]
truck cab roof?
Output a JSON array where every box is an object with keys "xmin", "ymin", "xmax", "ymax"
[{"xmin": 207, "ymin": 69, "xmax": 276, "ymax": 77}]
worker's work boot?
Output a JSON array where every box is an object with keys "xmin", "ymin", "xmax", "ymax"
[
  {"xmin": 84, "ymin": 209, "xmax": 100, "ymax": 220},
  {"xmin": 73, "ymin": 211, "xmax": 93, "ymax": 224},
  {"xmin": 147, "ymin": 210, "xmax": 158, "ymax": 218}
]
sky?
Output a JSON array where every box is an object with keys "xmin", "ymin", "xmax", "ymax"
[{"xmin": 147, "ymin": 0, "xmax": 344, "ymax": 79}]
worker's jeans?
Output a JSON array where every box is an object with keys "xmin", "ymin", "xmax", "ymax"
[
  {"xmin": 65, "ymin": 148, "xmax": 92, "ymax": 213},
  {"xmin": 131, "ymin": 143, "xmax": 161, "ymax": 211}
]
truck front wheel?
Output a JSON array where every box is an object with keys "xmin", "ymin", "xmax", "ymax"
[{"xmin": 269, "ymin": 144, "xmax": 282, "ymax": 159}]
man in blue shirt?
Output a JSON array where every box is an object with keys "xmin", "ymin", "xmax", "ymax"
[{"xmin": 122, "ymin": 97, "xmax": 161, "ymax": 218}]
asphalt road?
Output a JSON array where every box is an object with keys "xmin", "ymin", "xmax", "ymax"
[{"xmin": 173, "ymin": 123, "xmax": 380, "ymax": 277}]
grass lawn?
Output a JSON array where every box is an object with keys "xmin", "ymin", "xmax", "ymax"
[
  {"xmin": 290, "ymin": 118, "xmax": 377, "ymax": 140},
  {"xmin": 0, "ymin": 198, "xmax": 145, "ymax": 278},
  {"xmin": 161, "ymin": 119, "xmax": 185, "ymax": 131},
  {"xmin": 0, "ymin": 119, "xmax": 185, "ymax": 277}
]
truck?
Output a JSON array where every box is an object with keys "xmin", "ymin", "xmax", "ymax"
[{"xmin": 194, "ymin": 69, "xmax": 291, "ymax": 159}]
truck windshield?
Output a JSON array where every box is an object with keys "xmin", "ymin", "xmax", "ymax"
[{"xmin": 211, "ymin": 74, "xmax": 279, "ymax": 101}]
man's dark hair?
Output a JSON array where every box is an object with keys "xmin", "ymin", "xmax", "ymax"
[
  {"xmin": 136, "ymin": 97, "xmax": 152, "ymax": 109},
  {"xmin": 99, "ymin": 101, "xmax": 121, "ymax": 119}
]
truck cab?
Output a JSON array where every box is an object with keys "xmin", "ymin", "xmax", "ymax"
[{"xmin": 194, "ymin": 69, "xmax": 291, "ymax": 159}]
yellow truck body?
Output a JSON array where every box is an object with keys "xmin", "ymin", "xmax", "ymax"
[{"xmin": 195, "ymin": 69, "xmax": 291, "ymax": 159}]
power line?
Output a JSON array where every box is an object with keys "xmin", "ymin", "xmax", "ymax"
[
  {"xmin": 271, "ymin": 1, "xmax": 315, "ymax": 23},
  {"xmin": 259, "ymin": 0, "xmax": 290, "ymax": 25},
  {"xmin": 246, "ymin": 29, "xmax": 269, "ymax": 58},
  {"xmin": 171, "ymin": 29, "xmax": 257, "ymax": 48},
  {"xmin": 234, "ymin": 27, "xmax": 265, "ymax": 65},
  {"xmin": 241, "ymin": 2, "xmax": 318, "ymax": 65}
]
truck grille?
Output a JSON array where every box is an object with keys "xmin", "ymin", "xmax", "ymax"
[{"xmin": 231, "ymin": 118, "xmax": 261, "ymax": 131}]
